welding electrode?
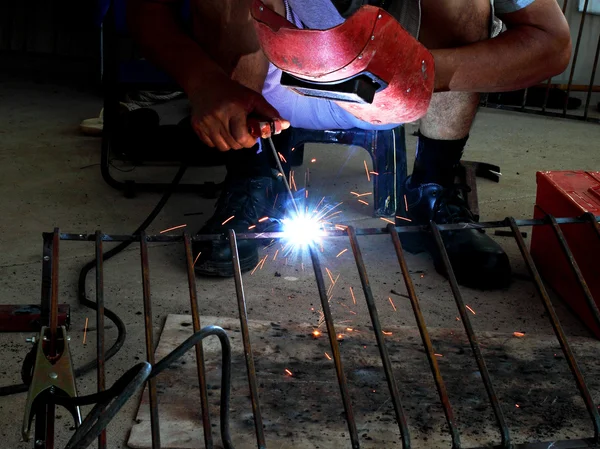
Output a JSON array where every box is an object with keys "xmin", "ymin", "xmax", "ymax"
[{"xmin": 247, "ymin": 117, "xmax": 300, "ymax": 214}]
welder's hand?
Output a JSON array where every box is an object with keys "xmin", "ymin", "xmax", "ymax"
[{"xmin": 189, "ymin": 77, "xmax": 290, "ymax": 151}]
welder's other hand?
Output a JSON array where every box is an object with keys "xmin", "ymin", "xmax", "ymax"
[{"xmin": 189, "ymin": 77, "xmax": 289, "ymax": 151}]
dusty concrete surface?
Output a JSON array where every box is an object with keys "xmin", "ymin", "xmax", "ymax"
[{"xmin": 0, "ymin": 76, "xmax": 599, "ymax": 448}]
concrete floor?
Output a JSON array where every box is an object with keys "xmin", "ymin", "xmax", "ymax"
[{"xmin": 1, "ymin": 76, "xmax": 600, "ymax": 448}]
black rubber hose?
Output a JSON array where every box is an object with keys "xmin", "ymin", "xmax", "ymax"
[{"xmin": 0, "ymin": 165, "xmax": 187, "ymax": 397}]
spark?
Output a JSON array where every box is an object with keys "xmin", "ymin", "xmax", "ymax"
[
  {"xmin": 285, "ymin": 368, "xmax": 293, "ymax": 376},
  {"xmin": 404, "ymin": 195, "xmax": 408, "ymax": 212},
  {"xmin": 251, "ymin": 256, "xmax": 265, "ymax": 275},
  {"xmin": 336, "ymin": 249, "xmax": 348, "ymax": 258},
  {"xmin": 193, "ymin": 252, "xmax": 202, "ymax": 266},
  {"xmin": 325, "ymin": 352, "xmax": 332, "ymax": 360},
  {"xmin": 325, "ymin": 267, "xmax": 335, "ymax": 284},
  {"xmin": 351, "ymin": 191, "xmax": 372, "ymax": 197},
  {"xmin": 248, "ymin": 225, "xmax": 256, "ymax": 230},
  {"xmin": 83, "ymin": 317, "xmax": 89, "ymax": 344},
  {"xmin": 382, "ymin": 331, "xmax": 393, "ymax": 336},
  {"xmin": 346, "ymin": 327, "xmax": 353, "ymax": 332},
  {"xmin": 350, "ymin": 287, "xmax": 356, "ymax": 305},
  {"xmin": 434, "ymin": 353, "xmax": 443, "ymax": 357},
  {"xmin": 420, "ymin": 274, "xmax": 425, "ymax": 278},
  {"xmin": 513, "ymin": 332, "xmax": 526, "ymax": 338},
  {"xmin": 278, "ymin": 152, "xmax": 287, "ymax": 163},
  {"xmin": 369, "ymin": 171, "xmax": 379, "ymax": 176},
  {"xmin": 337, "ymin": 334, "xmax": 344, "ymax": 340},
  {"xmin": 466, "ymin": 305, "xmax": 476, "ymax": 315},
  {"xmin": 350, "ymin": 191, "xmax": 359, "ymax": 196},
  {"xmin": 364, "ymin": 160, "xmax": 371, "ymax": 181},
  {"xmin": 380, "ymin": 217, "xmax": 395, "ymax": 225},
  {"xmin": 159, "ymin": 224, "xmax": 187, "ymax": 234},
  {"xmin": 259, "ymin": 255, "xmax": 268, "ymax": 270},
  {"xmin": 312, "ymin": 330, "xmax": 321, "ymax": 338},
  {"xmin": 311, "ymin": 158, "xmax": 317, "ymax": 163},
  {"xmin": 358, "ymin": 199, "xmax": 369, "ymax": 206},
  {"xmin": 273, "ymin": 249, "xmax": 279, "ymax": 261},
  {"xmin": 305, "ymin": 190, "xmax": 309, "ymax": 199},
  {"xmin": 515, "ymin": 404, "xmax": 520, "ymax": 408},
  {"xmin": 292, "ymin": 147, "xmax": 296, "ymax": 152},
  {"xmin": 396, "ymin": 216, "xmax": 412, "ymax": 222},
  {"xmin": 335, "ymin": 225, "xmax": 347, "ymax": 231},
  {"xmin": 327, "ymin": 274, "xmax": 341, "ymax": 298},
  {"xmin": 323, "ymin": 210, "xmax": 343, "ymax": 220},
  {"xmin": 314, "ymin": 196, "xmax": 326, "ymax": 212},
  {"xmin": 273, "ymin": 193, "xmax": 279, "ymax": 208},
  {"xmin": 221, "ymin": 215, "xmax": 235, "ymax": 226},
  {"xmin": 290, "ymin": 171, "xmax": 298, "ymax": 191},
  {"xmin": 258, "ymin": 216, "xmax": 269, "ymax": 223},
  {"xmin": 388, "ymin": 297, "xmax": 397, "ymax": 312},
  {"xmin": 455, "ymin": 316, "xmax": 461, "ymax": 321}
]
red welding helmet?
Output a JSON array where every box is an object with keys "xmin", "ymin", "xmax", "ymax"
[{"xmin": 251, "ymin": 0, "xmax": 434, "ymax": 125}]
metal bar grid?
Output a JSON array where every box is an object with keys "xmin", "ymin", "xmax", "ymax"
[
  {"xmin": 484, "ymin": 0, "xmax": 600, "ymax": 124},
  {"xmin": 52, "ymin": 214, "xmax": 600, "ymax": 449}
]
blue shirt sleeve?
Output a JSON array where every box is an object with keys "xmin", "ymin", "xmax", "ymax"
[{"xmin": 495, "ymin": 0, "xmax": 536, "ymax": 14}]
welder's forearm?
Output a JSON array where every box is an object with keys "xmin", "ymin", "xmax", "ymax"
[
  {"xmin": 127, "ymin": 1, "xmax": 225, "ymax": 95},
  {"xmin": 432, "ymin": 27, "xmax": 571, "ymax": 93}
]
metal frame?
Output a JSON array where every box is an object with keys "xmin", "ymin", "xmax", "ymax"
[
  {"xmin": 483, "ymin": 0, "xmax": 600, "ymax": 124},
  {"xmin": 23, "ymin": 213, "xmax": 600, "ymax": 448}
]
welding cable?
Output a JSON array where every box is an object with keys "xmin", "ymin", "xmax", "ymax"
[
  {"xmin": 0, "ymin": 165, "xmax": 188, "ymax": 397},
  {"xmin": 64, "ymin": 326, "xmax": 233, "ymax": 449}
]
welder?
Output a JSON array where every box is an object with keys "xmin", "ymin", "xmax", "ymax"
[{"xmin": 127, "ymin": 0, "xmax": 571, "ymax": 289}]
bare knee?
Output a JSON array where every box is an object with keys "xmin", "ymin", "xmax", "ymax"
[{"xmin": 419, "ymin": 0, "xmax": 491, "ymax": 50}]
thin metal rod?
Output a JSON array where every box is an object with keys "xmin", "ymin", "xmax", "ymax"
[
  {"xmin": 50, "ymin": 228, "xmax": 60, "ymax": 358},
  {"xmin": 139, "ymin": 232, "xmax": 161, "ymax": 449},
  {"xmin": 388, "ymin": 224, "xmax": 461, "ymax": 449},
  {"xmin": 584, "ymin": 31, "xmax": 600, "ymax": 120},
  {"xmin": 520, "ymin": 88, "xmax": 529, "ymax": 110},
  {"xmin": 430, "ymin": 221, "xmax": 511, "ymax": 449},
  {"xmin": 228, "ymin": 230, "xmax": 266, "ymax": 449},
  {"xmin": 347, "ymin": 226, "xmax": 411, "ymax": 449},
  {"xmin": 564, "ymin": 0, "xmax": 589, "ymax": 116},
  {"xmin": 58, "ymin": 215, "xmax": 600, "ymax": 243},
  {"xmin": 40, "ymin": 233, "xmax": 53, "ymax": 329},
  {"xmin": 95, "ymin": 231, "xmax": 107, "ymax": 449},
  {"xmin": 547, "ymin": 215, "xmax": 600, "ymax": 331},
  {"xmin": 585, "ymin": 212, "xmax": 600, "ymax": 239},
  {"xmin": 183, "ymin": 233, "xmax": 213, "ymax": 449},
  {"xmin": 543, "ymin": 0, "xmax": 569, "ymax": 112},
  {"xmin": 308, "ymin": 244, "xmax": 360, "ymax": 448},
  {"xmin": 507, "ymin": 217, "xmax": 600, "ymax": 441}
]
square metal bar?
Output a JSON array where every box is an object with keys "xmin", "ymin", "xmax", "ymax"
[
  {"xmin": 139, "ymin": 231, "xmax": 161, "ymax": 449},
  {"xmin": 347, "ymin": 226, "xmax": 411, "ymax": 448},
  {"xmin": 507, "ymin": 217, "xmax": 600, "ymax": 441},
  {"xmin": 228, "ymin": 230, "xmax": 267, "ymax": 449},
  {"xmin": 387, "ymin": 224, "xmax": 461, "ymax": 449},
  {"xmin": 183, "ymin": 232, "xmax": 214, "ymax": 449},
  {"xmin": 430, "ymin": 221, "xmax": 511, "ymax": 449}
]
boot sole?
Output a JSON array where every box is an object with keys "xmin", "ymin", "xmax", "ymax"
[{"xmin": 194, "ymin": 252, "xmax": 259, "ymax": 277}]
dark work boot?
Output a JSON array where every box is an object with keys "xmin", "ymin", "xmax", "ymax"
[
  {"xmin": 193, "ymin": 175, "xmax": 280, "ymax": 276},
  {"xmin": 397, "ymin": 177, "xmax": 511, "ymax": 289},
  {"xmin": 193, "ymin": 129, "xmax": 292, "ymax": 277}
]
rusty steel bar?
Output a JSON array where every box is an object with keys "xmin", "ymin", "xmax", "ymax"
[
  {"xmin": 387, "ymin": 224, "xmax": 461, "ymax": 449},
  {"xmin": 183, "ymin": 232, "xmax": 214, "ymax": 449},
  {"xmin": 584, "ymin": 31, "xmax": 600, "ymax": 120},
  {"xmin": 95, "ymin": 231, "xmax": 107, "ymax": 449},
  {"xmin": 430, "ymin": 221, "xmax": 511, "ymax": 449},
  {"xmin": 228, "ymin": 230, "xmax": 267, "ymax": 449},
  {"xmin": 58, "ymin": 216, "xmax": 600, "ymax": 243},
  {"xmin": 507, "ymin": 217, "xmax": 600, "ymax": 441},
  {"xmin": 520, "ymin": 88, "xmax": 529, "ymax": 110},
  {"xmin": 139, "ymin": 231, "xmax": 161, "ymax": 449},
  {"xmin": 547, "ymin": 215, "xmax": 600, "ymax": 331},
  {"xmin": 564, "ymin": 0, "xmax": 590, "ymax": 116},
  {"xmin": 50, "ymin": 228, "xmax": 60, "ymax": 358},
  {"xmin": 347, "ymin": 226, "xmax": 411, "ymax": 449},
  {"xmin": 308, "ymin": 244, "xmax": 360, "ymax": 449},
  {"xmin": 543, "ymin": 0, "xmax": 570, "ymax": 112},
  {"xmin": 585, "ymin": 212, "xmax": 600, "ymax": 239}
]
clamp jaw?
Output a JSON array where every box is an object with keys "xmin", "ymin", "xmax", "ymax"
[{"xmin": 22, "ymin": 326, "xmax": 81, "ymax": 442}]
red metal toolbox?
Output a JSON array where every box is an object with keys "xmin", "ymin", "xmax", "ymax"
[{"xmin": 531, "ymin": 171, "xmax": 600, "ymax": 338}]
